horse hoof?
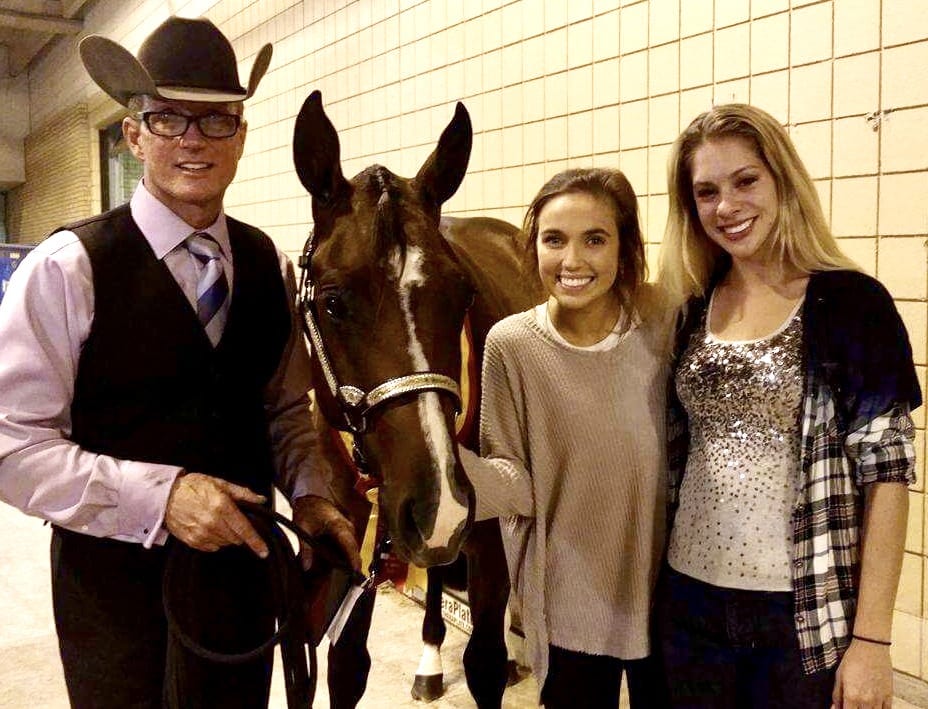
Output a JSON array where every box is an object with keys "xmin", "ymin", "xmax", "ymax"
[
  {"xmin": 506, "ymin": 659, "xmax": 530, "ymax": 687},
  {"xmin": 411, "ymin": 674, "xmax": 444, "ymax": 702}
]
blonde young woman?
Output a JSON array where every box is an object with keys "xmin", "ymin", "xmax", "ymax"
[
  {"xmin": 656, "ymin": 104, "xmax": 919, "ymax": 709},
  {"xmin": 461, "ymin": 168, "xmax": 671, "ymax": 708}
]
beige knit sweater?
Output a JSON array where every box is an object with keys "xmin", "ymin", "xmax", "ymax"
[{"xmin": 460, "ymin": 300, "xmax": 670, "ymax": 692}]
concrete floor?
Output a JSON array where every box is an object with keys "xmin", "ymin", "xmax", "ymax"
[
  {"xmin": 0, "ymin": 499, "xmax": 543, "ymax": 708},
  {"xmin": 0, "ymin": 498, "xmax": 918, "ymax": 708}
]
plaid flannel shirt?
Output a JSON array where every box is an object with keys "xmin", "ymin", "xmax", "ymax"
[{"xmin": 667, "ymin": 270, "xmax": 920, "ymax": 674}]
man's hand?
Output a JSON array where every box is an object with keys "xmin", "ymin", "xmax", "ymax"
[
  {"xmin": 831, "ymin": 638, "xmax": 893, "ymax": 709},
  {"xmin": 291, "ymin": 494, "xmax": 362, "ymax": 572},
  {"xmin": 164, "ymin": 472, "xmax": 269, "ymax": 557}
]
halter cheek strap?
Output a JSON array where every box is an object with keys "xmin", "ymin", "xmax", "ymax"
[{"xmin": 298, "ymin": 229, "xmax": 462, "ymax": 441}]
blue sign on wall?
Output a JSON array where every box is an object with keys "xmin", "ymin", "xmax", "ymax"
[{"xmin": 0, "ymin": 244, "xmax": 34, "ymax": 305}]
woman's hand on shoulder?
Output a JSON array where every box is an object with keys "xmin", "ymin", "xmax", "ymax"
[{"xmin": 831, "ymin": 638, "xmax": 893, "ymax": 708}]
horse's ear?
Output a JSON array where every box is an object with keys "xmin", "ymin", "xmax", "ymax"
[
  {"xmin": 293, "ymin": 90, "xmax": 349, "ymax": 206},
  {"xmin": 415, "ymin": 102, "xmax": 472, "ymax": 207}
]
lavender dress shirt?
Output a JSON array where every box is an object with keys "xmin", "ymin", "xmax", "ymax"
[{"xmin": 0, "ymin": 183, "xmax": 330, "ymax": 547}]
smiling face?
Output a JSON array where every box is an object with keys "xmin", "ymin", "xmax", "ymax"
[
  {"xmin": 123, "ymin": 96, "xmax": 246, "ymax": 228},
  {"xmin": 536, "ymin": 191, "xmax": 620, "ymax": 318},
  {"xmin": 690, "ymin": 135, "xmax": 780, "ymax": 269}
]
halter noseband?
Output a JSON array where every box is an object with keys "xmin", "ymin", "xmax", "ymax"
[{"xmin": 297, "ymin": 228, "xmax": 462, "ymax": 443}]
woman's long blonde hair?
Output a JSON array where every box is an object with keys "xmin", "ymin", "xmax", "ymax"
[{"xmin": 658, "ymin": 103, "xmax": 856, "ymax": 304}]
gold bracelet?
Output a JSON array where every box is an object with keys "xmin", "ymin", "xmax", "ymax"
[{"xmin": 852, "ymin": 633, "xmax": 891, "ymax": 646}]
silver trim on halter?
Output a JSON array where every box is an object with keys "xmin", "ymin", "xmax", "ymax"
[{"xmin": 298, "ymin": 228, "xmax": 463, "ymax": 436}]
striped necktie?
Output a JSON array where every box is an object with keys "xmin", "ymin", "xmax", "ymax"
[{"xmin": 186, "ymin": 232, "xmax": 229, "ymax": 346}]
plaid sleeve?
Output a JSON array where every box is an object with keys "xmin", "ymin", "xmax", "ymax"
[{"xmin": 845, "ymin": 404, "xmax": 916, "ymax": 487}]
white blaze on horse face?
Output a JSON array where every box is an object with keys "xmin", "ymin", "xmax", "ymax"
[{"xmin": 389, "ymin": 245, "xmax": 469, "ymax": 549}]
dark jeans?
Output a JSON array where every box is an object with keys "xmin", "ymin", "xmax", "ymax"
[
  {"xmin": 541, "ymin": 644, "xmax": 668, "ymax": 709},
  {"xmin": 51, "ymin": 527, "xmax": 274, "ymax": 709},
  {"xmin": 656, "ymin": 567, "xmax": 836, "ymax": 709}
]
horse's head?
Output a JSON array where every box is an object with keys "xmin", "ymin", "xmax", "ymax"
[{"xmin": 293, "ymin": 91, "xmax": 476, "ymax": 567}]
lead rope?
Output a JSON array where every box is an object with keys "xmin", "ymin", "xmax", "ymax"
[{"xmin": 162, "ymin": 502, "xmax": 369, "ymax": 708}]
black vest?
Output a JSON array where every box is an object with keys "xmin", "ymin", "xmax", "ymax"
[{"xmin": 67, "ymin": 205, "xmax": 291, "ymax": 496}]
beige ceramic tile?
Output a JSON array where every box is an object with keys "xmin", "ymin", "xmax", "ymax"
[
  {"xmin": 648, "ymin": 142, "xmax": 673, "ymax": 194},
  {"xmin": 878, "ymin": 237, "xmax": 928, "ymax": 301},
  {"xmin": 715, "ymin": 0, "xmax": 750, "ymax": 28},
  {"xmin": 879, "ymin": 173, "xmax": 928, "ymax": 236},
  {"xmin": 833, "ymin": 115, "xmax": 878, "ymax": 177},
  {"xmin": 620, "ymin": 50, "xmax": 648, "ymax": 102},
  {"xmin": 897, "ymin": 301, "xmax": 928, "ymax": 367},
  {"xmin": 714, "ymin": 78, "xmax": 750, "ymax": 105},
  {"xmin": 898, "ymin": 552, "xmax": 923, "ymax": 616},
  {"xmin": 649, "ymin": 0, "xmax": 680, "ymax": 45},
  {"xmin": 646, "ymin": 194, "xmax": 669, "ymax": 242},
  {"xmin": 750, "ymin": 70, "xmax": 789, "ymax": 124},
  {"xmin": 649, "ymin": 43, "xmax": 679, "ymax": 97},
  {"xmin": 679, "ymin": 86, "xmax": 714, "ymax": 130},
  {"xmin": 545, "ymin": 27, "xmax": 569, "ymax": 75},
  {"xmin": 839, "ymin": 238, "xmax": 877, "ymax": 276},
  {"xmin": 500, "ymin": 3, "xmax": 523, "ymax": 45},
  {"xmin": 545, "ymin": 71, "xmax": 568, "ymax": 118},
  {"xmin": 914, "ymin": 429, "xmax": 926, "ymax": 494},
  {"xmin": 501, "ymin": 165, "xmax": 523, "ymax": 208},
  {"xmin": 915, "ymin": 368, "xmax": 927, "ymax": 430},
  {"xmin": 522, "ymin": 33, "xmax": 545, "ymax": 81},
  {"xmin": 789, "ymin": 121, "xmax": 831, "ymax": 180},
  {"xmin": 679, "ymin": 33, "xmax": 713, "ymax": 89},
  {"xmin": 502, "ymin": 125, "xmax": 523, "ymax": 167},
  {"xmin": 619, "ymin": 99, "xmax": 649, "ymax": 150},
  {"xmin": 892, "ymin": 610, "xmax": 921, "ymax": 675},
  {"xmin": 522, "ymin": 0, "xmax": 545, "ymax": 39},
  {"xmin": 906, "ymin": 491, "xmax": 923, "ymax": 555},
  {"xmin": 814, "ymin": 179, "xmax": 832, "ymax": 222},
  {"xmin": 790, "ymin": 62, "xmax": 832, "ymax": 124},
  {"xmin": 883, "ymin": 0, "xmax": 928, "ymax": 48},
  {"xmin": 750, "ymin": 12, "xmax": 789, "ymax": 74},
  {"xmin": 882, "ymin": 107, "xmax": 928, "ymax": 175},
  {"xmin": 568, "ymin": 65, "xmax": 594, "ymax": 113},
  {"xmin": 523, "ymin": 122, "xmax": 545, "ymax": 172},
  {"xmin": 753, "ymin": 0, "xmax": 789, "ymax": 17},
  {"xmin": 568, "ymin": 110, "xmax": 594, "ymax": 158},
  {"xmin": 831, "ymin": 177, "xmax": 878, "ymax": 237},
  {"xmin": 834, "ymin": 0, "xmax": 880, "ymax": 57},
  {"xmin": 593, "ymin": 104, "xmax": 621, "ymax": 154},
  {"xmin": 567, "ymin": 0, "xmax": 595, "ymax": 25},
  {"xmin": 620, "ymin": 2, "xmax": 648, "ymax": 55},
  {"xmin": 544, "ymin": 0, "xmax": 569, "ymax": 31},
  {"xmin": 545, "ymin": 115, "xmax": 569, "ymax": 160},
  {"xmin": 790, "ymin": 2, "xmax": 832, "ymax": 66},
  {"xmin": 714, "ymin": 23, "xmax": 750, "ymax": 82},
  {"xmin": 681, "ymin": 0, "xmax": 714, "ymax": 37},
  {"xmin": 593, "ymin": 57, "xmax": 621, "ymax": 107},
  {"xmin": 648, "ymin": 93, "xmax": 679, "ymax": 148},
  {"xmin": 568, "ymin": 19, "xmax": 594, "ymax": 68},
  {"xmin": 619, "ymin": 147, "xmax": 649, "ymax": 195},
  {"xmin": 501, "ymin": 83, "xmax": 524, "ymax": 127},
  {"xmin": 592, "ymin": 9, "xmax": 621, "ymax": 61},
  {"xmin": 882, "ymin": 42, "xmax": 928, "ymax": 111}
]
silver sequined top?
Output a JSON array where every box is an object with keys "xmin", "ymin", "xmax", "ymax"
[{"xmin": 668, "ymin": 298, "xmax": 804, "ymax": 591}]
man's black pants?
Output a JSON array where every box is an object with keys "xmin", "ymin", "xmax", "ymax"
[{"xmin": 51, "ymin": 527, "xmax": 274, "ymax": 709}]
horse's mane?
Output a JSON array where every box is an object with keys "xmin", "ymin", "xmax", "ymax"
[{"xmin": 358, "ymin": 165, "xmax": 406, "ymax": 267}]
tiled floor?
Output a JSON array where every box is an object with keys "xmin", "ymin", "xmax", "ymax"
[{"xmin": 0, "ymin": 499, "xmax": 920, "ymax": 708}]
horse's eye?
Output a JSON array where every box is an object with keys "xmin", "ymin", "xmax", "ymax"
[{"xmin": 321, "ymin": 291, "xmax": 347, "ymax": 321}]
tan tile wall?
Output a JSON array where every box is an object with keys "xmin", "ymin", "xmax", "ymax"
[
  {"xmin": 18, "ymin": 0, "xmax": 928, "ymax": 681},
  {"xmin": 6, "ymin": 104, "xmax": 93, "ymax": 244}
]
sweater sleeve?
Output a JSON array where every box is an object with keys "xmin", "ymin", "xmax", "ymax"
[{"xmin": 460, "ymin": 326, "xmax": 534, "ymax": 521}]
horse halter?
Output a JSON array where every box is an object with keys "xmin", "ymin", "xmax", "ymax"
[{"xmin": 298, "ymin": 228, "xmax": 462, "ymax": 444}]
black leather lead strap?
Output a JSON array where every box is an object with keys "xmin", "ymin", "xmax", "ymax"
[{"xmin": 162, "ymin": 503, "xmax": 365, "ymax": 708}]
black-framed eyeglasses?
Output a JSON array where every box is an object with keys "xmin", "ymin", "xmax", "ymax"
[{"xmin": 137, "ymin": 111, "xmax": 242, "ymax": 139}]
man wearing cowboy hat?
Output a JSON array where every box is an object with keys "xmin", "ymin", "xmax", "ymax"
[{"xmin": 0, "ymin": 16, "xmax": 359, "ymax": 708}]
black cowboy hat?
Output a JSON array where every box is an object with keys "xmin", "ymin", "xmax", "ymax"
[{"xmin": 79, "ymin": 16, "xmax": 272, "ymax": 107}]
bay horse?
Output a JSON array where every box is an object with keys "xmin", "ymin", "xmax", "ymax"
[{"xmin": 292, "ymin": 90, "xmax": 536, "ymax": 706}]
